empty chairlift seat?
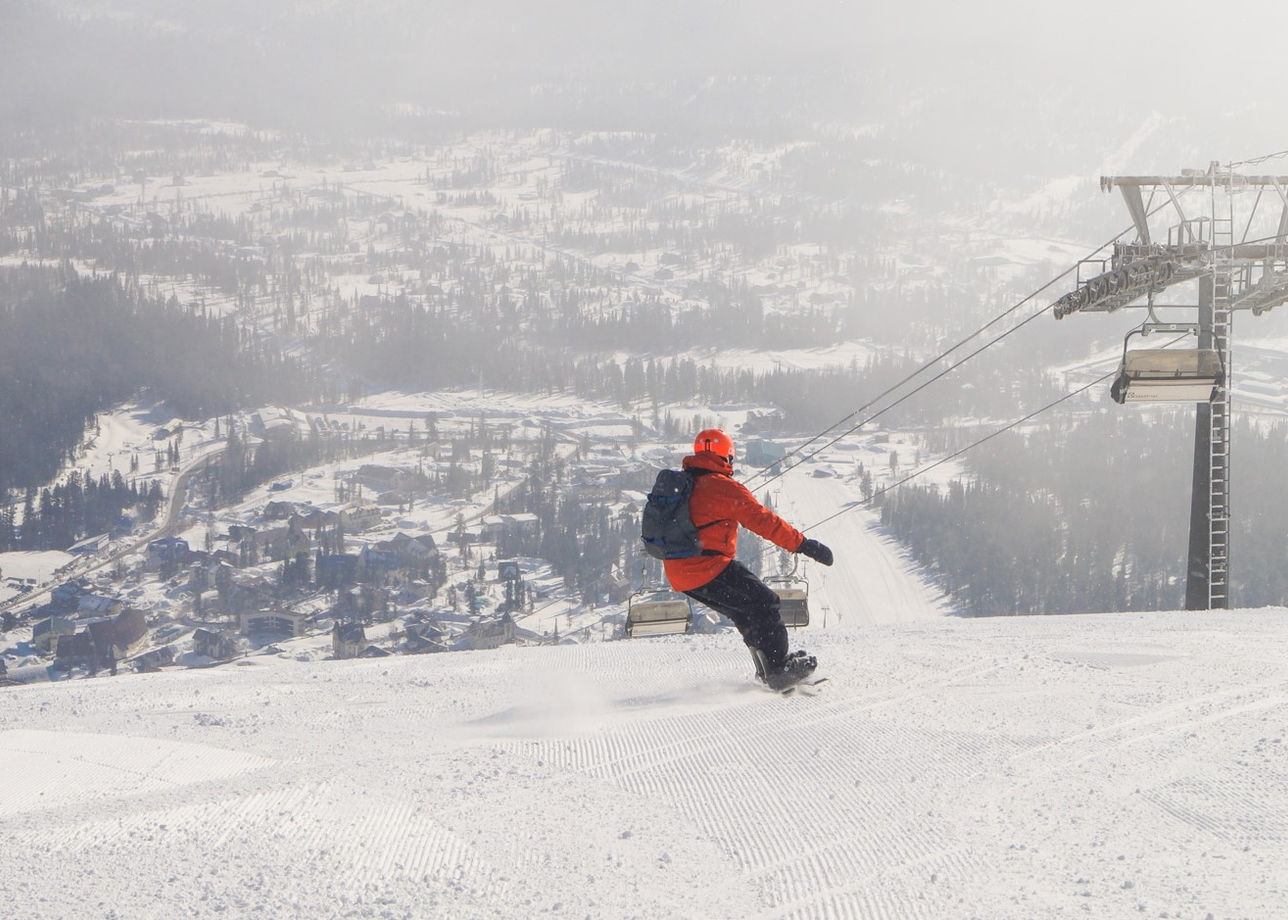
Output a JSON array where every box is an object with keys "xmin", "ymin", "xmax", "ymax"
[
  {"xmin": 766, "ymin": 575, "xmax": 809, "ymax": 628},
  {"xmin": 1110, "ymin": 347, "xmax": 1224, "ymax": 404},
  {"xmin": 625, "ymin": 592, "xmax": 693, "ymax": 637}
]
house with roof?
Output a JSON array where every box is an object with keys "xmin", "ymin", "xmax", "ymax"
[
  {"xmin": 239, "ymin": 607, "xmax": 307, "ymax": 641},
  {"xmin": 374, "ymin": 532, "xmax": 438, "ymax": 571},
  {"xmin": 55, "ymin": 632, "xmax": 96, "ymax": 669},
  {"xmin": 293, "ymin": 507, "xmax": 339, "ymax": 531},
  {"xmin": 226, "ymin": 573, "xmax": 271, "ymax": 616},
  {"xmin": 480, "ymin": 516, "xmax": 505, "ymax": 541},
  {"xmin": 460, "ymin": 613, "xmax": 515, "ymax": 650},
  {"xmin": 356, "ymin": 465, "xmax": 402, "ymax": 490},
  {"xmin": 403, "ymin": 619, "xmax": 448, "ymax": 653},
  {"xmin": 333, "ymin": 584, "xmax": 388, "ymax": 620},
  {"xmin": 90, "ymin": 607, "xmax": 147, "ymax": 660},
  {"xmin": 133, "ymin": 646, "xmax": 175, "ymax": 672},
  {"xmin": 448, "ymin": 523, "xmax": 483, "ymax": 547},
  {"xmin": 395, "ymin": 579, "xmax": 435, "ymax": 604},
  {"xmin": 78, "ymin": 594, "xmax": 122, "ymax": 617},
  {"xmin": 332, "ymin": 621, "xmax": 366, "ymax": 659},
  {"xmin": 250, "ymin": 407, "xmax": 300, "ymax": 440},
  {"xmin": 341, "ymin": 502, "xmax": 383, "ymax": 532},
  {"xmin": 147, "ymin": 536, "xmax": 190, "ymax": 570},
  {"xmin": 481, "ymin": 514, "xmax": 539, "ymax": 543},
  {"xmin": 264, "ymin": 501, "xmax": 303, "ymax": 521},
  {"xmin": 504, "ymin": 513, "xmax": 539, "ymax": 537},
  {"xmin": 193, "ymin": 628, "xmax": 239, "ymax": 661},
  {"xmin": 33, "ymin": 616, "xmax": 76, "ymax": 655},
  {"xmin": 68, "ymin": 533, "xmax": 109, "ymax": 556},
  {"xmin": 51, "ymin": 579, "xmax": 85, "ymax": 607},
  {"xmin": 359, "ymin": 544, "xmax": 398, "ymax": 579},
  {"xmin": 53, "ymin": 607, "xmax": 150, "ymax": 672},
  {"xmin": 745, "ymin": 439, "xmax": 789, "ymax": 467}
]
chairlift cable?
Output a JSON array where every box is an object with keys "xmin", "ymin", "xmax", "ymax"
[
  {"xmin": 748, "ymin": 299, "xmax": 1055, "ymax": 494},
  {"xmin": 800, "ymin": 332, "xmax": 1193, "ymax": 533},
  {"xmin": 800, "ymin": 372, "xmax": 1109, "ymax": 533},
  {"xmin": 1226, "ymin": 149, "xmax": 1288, "ymax": 168}
]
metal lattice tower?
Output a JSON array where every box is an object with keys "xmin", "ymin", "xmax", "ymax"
[{"xmin": 1054, "ymin": 162, "xmax": 1288, "ymax": 609}]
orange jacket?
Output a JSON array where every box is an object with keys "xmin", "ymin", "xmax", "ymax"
[{"xmin": 663, "ymin": 451, "xmax": 806, "ymax": 592}]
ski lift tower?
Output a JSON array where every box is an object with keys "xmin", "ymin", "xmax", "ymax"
[{"xmin": 1053, "ymin": 161, "xmax": 1288, "ymax": 609}]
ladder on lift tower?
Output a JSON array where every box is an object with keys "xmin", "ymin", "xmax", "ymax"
[{"xmin": 1207, "ymin": 207, "xmax": 1233, "ymax": 608}]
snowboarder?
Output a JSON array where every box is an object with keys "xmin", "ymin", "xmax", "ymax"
[{"xmin": 664, "ymin": 428, "xmax": 833, "ymax": 690}]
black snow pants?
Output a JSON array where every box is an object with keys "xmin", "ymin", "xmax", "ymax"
[{"xmin": 684, "ymin": 560, "xmax": 788, "ymax": 670}]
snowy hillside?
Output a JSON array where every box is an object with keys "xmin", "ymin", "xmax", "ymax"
[{"xmin": 5, "ymin": 602, "xmax": 1287, "ymax": 919}]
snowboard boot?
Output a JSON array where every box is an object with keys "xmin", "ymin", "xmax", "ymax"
[{"xmin": 751, "ymin": 648, "xmax": 818, "ymax": 691}]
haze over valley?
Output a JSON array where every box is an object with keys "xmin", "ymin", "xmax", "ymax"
[{"xmin": 4, "ymin": 3, "xmax": 1288, "ymax": 918}]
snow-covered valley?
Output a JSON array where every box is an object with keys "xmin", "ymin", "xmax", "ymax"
[{"xmin": 5, "ymin": 39, "xmax": 1288, "ymax": 920}]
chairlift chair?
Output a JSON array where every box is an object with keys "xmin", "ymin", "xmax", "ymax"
[
  {"xmin": 765, "ymin": 572, "xmax": 810, "ymax": 628},
  {"xmin": 1110, "ymin": 325, "xmax": 1224, "ymax": 405},
  {"xmin": 625, "ymin": 590, "xmax": 693, "ymax": 638}
]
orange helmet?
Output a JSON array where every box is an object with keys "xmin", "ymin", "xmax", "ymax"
[{"xmin": 693, "ymin": 428, "xmax": 735, "ymax": 461}]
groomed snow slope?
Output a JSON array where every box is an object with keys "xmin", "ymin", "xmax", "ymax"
[
  {"xmin": 773, "ymin": 478, "xmax": 952, "ymax": 626},
  {"xmin": 4, "ymin": 609, "xmax": 1288, "ymax": 919}
]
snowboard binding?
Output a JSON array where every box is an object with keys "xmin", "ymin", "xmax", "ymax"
[{"xmin": 751, "ymin": 648, "xmax": 818, "ymax": 692}]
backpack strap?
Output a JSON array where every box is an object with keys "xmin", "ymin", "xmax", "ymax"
[{"xmin": 686, "ymin": 468, "xmax": 730, "ymax": 544}]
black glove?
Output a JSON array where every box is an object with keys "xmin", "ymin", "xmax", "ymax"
[{"xmin": 797, "ymin": 538, "xmax": 833, "ymax": 566}]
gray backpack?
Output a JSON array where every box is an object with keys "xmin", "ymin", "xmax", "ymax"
[{"xmin": 640, "ymin": 469, "xmax": 702, "ymax": 559}]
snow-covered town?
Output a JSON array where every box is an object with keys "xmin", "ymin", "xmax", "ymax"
[
  {"xmin": 0, "ymin": 396, "xmax": 625, "ymax": 675},
  {"xmin": 1, "ymin": 389, "xmax": 930, "ymax": 680}
]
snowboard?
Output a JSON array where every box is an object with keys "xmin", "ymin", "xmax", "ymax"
[{"xmin": 775, "ymin": 676, "xmax": 828, "ymax": 696}]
